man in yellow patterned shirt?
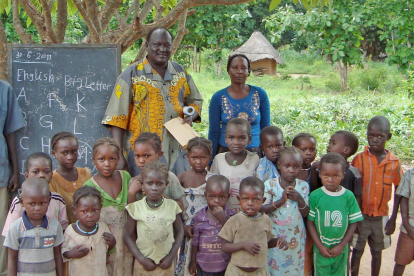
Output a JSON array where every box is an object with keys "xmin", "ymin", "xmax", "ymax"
[{"xmin": 102, "ymin": 27, "xmax": 203, "ymax": 175}]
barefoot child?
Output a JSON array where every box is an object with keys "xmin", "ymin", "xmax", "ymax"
[
  {"xmin": 189, "ymin": 175, "xmax": 236, "ymax": 276},
  {"xmin": 4, "ymin": 178, "xmax": 64, "ymax": 276},
  {"xmin": 261, "ymin": 147, "xmax": 310, "ymax": 276},
  {"xmin": 176, "ymin": 137, "xmax": 214, "ymax": 276},
  {"xmin": 292, "ymin": 133, "xmax": 317, "ymax": 183},
  {"xmin": 393, "ymin": 168, "xmax": 414, "ymax": 276},
  {"xmin": 127, "ymin": 132, "xmax": 184, "ymax": 205},
  {"xmin": 2, "ymin": 152, "xmax": 68, "ymax": 237},
  {"xmin": 62, "ymin": 186, "xmax": 116, "ymax": 276},
  {"xmin": 83, "ymin": 137, "xmax": 133, "ymax": 276},
  {"xmin": 49, "ymin": 132, "xmax": 92, "ymax": 224},
  {"xmin": 308, "ymin": 153, "xmax": 363, "ymax": 276},
  {"xmin": 219, "ymin": 176, "xmax": 288, "ymax": 275},
  {"xmin": 350, "ymin": 116, "xmax": 403, "ymax": 276},
  {"xmin": 255, "ymin": 126, "xmax": 285, "ymax": 182},
  {"xmin": 210, "ymin": 118, "xmax": 260, "ymax": 213},
  {"xmin": 124, "ymin": 161, "xmax": 184, "ymax": 275}
]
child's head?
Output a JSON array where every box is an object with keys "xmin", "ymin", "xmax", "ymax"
[
  {"xmin": 24, "ymin": 152, "xmax": 53, "ymax": 184},
  {"xmin": 92, "ymin": 137, "xmax": 120, "ymax": 177},
  {"xmin": 319, "ymin": 153, "xmax": 347, "ymax": 192},
  {"xmin": 327, "ymin": 130, "xmax": 359, "ymax": 160},
  {"xmin": 237, "ymin": 176, "xmax": 265, "ymax": 217},
  {"xmin": 259, "ymin": 126, "xmax": 285, "ymax": 164},
  {"xmin": 51, "ymin": 131, "xmax": 79, "ymax": 170},
  {"xmin": 187, "ymin": 137, "xmax": 213, "ymax": 173},
  {"xmin": 367, "ymin": 116, "xmax": 391, "ymax": 153},
  {"xmin": 205, "ymin": 175, "xmax": 230, "ymax": 210},
  {"xmin": 292, "ymin": 133, "xmax": 317, "ymax": 167},
  {"xmin": 277, "ymin": 147, "xmax": 303, "ymax": 183},
  {"xmin": 225, "ymin": 118, "xmax": 252, "ymax": 154},
  {"xmin": 133, "ymin": 132, "xmax": 163, "ymax": 170},
  {"xmin": 141, "ymin": 161, "xmax": 169, "ymax": 204},
  {"xmin": 20, "ymin": 178, "xmax": 50, "ymax": 221},
  {"xmin": 72, "ymin": 186, "xmax": 102, "ymax": 227}
]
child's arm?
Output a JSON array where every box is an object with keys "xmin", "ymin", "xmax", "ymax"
[
  {"xmin": 400, "ymin": 196, "xmax": 414, "ymax": 239},
  {"xmin": 260, "ymin": 186, "xmax": 287, "ymax": 214},
  {"xmin": 127, "ymin": 177, "xmax": 142, "ymax": 204},
  {"xmin": 268, "ymin": 237, "xmax": 288, "ymax": 250},
  {"xmin": 158, "ymin": 214, "xmax": 184, "ymax": 269},
  {"xmin": 54, "ymin": 245, "xmax": 64, "ymax": 276},
  {"xmin": 102, "ymin": 232, "xmax": 116, "ymax": 252},
  {"xmin": 385, "ymin": 187, "xmax": 401, "ymax": 235},
  {"xmin": 221, "ymin": 239, "xmax": 260, "ymax": 256},
  {"xmin": 62, "ymin": 245, "xmax": 90, "ymax": 259},
  {"xmin": 287, "ymin": 188, "xmax": 310, "ymax": 217},
  {"xmin": 307, "ymin": 219, "xmax": 332, "ymax": 258},
  {"xmin": 123, "ymin": 214, "xmax": 158, "ymax": 271},
  {"xmin": 7, "ymin": 248, "xmax": 18, "ymax": 276},
  {"xmin": 309, "ymin": 161, "xmax": 321, "ymax": 192},
  {"xmin": 189, "ymin": 245, "xmax": 198, "ymax": 275},
  {"xmin": 212, "ymin": 206, "xmax": 229, "ymax": 226},
  {"xmin": 329, "ymin": 222, "xmax": 358, "ymax": 257}
]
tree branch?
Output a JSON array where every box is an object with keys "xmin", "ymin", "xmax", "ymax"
[
  {"xmin": 56, "ymin": 0, "xmax": 68, "ymax": 42},
  {"xmin": 122, "ymin": 0, "xmax": 139, "ymax": 26},
  {"xmin": 134, "ymin": 41, "xmax": 147, "ymax": 63},
  {"xmin": 19, "ymin": 0, "xmax": 49, "ymax": 42},
  {"xmin": 39, "ymin": 0, "xmax": 58, "ymax": 43},
  {"xmin": 71, "ymin": 0, "xmax": 101, "ymax": 43},
  {"xmin": 0, "ymin": 20, "xmax": 8, "ymax": 80},
  {"xmin": 12, "ymin": 0, "xmax": 34, "ymax": 44},
  {"xmin": 100, "ymin": 0, "xmax": 123, "ymax": 32},
  {"xmin": 84, "ymin": 0, "xmax": 102, "ymax": 41},
  {"xmin": 171, "ymin": 9, "xmax": 188, "ymax": 56}
]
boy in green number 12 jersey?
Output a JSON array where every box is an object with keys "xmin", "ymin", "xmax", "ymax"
[{"xmin": 307, "ymin": 153, "xmax": 363, "ymax": 276}]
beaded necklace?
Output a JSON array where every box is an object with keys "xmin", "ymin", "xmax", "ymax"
[
  {"xmin": 146, "ymin": 196, "xmax": 164, "ymax": 208},
  {"xmin": 241, "ymin": 212, "xmax": 261, "ymax": 219},
  {"xmin": 76, "ymin": 220, "xmax": 98, "ymax": 235}
]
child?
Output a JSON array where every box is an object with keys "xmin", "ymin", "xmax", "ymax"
[
  {"xmin": 210, "ymin": 118, "xmax": 260, "ymax": 213},
  {"xmin": 62, "ymin": 186, "xmax": 116, "ymax": 276},
  {"xmin": 310, "ymin": 130, "xmax": 362, "ymax": 200},
  {"xmin": 393, "ymin": 168, "xmax": 414, "ymax": 276},
  {"xmin": 219, "ymin": 176, "xmax": 288, "ymax": 275},
  {"xmin": 49, "ymin": 131, "xmax": 92, "ymax": 224},
  {"xmin": 189, "ymin": 175, "xmax": 236, "ymax": 276},
  {"xmin": 292, "ymin": 133, "xmax": 317, "ymax": 183},
  {"xmin": 4, "ymin": 178, "xmax": 64, "ymax": 276},
  {"xmin": 2, "ymin": 152, "xmax": 68, "ymax": 237},
  {"xmin": 176, "ymin": 137, "xmax": 214, "ymax": 276},
  {"xmin": 124, "ymin": 161, "xmax": 184, "ymax": 276},
  {"xmin": 307, "ymin": 153, "xmax": 363, "ymax": 276},
  {"xmin": 83, "ymin": 137, "xmax": 133, "ymax": 276},
  {"xmin": 350, "ymin": 116, "xmax": 403, "ymax": 276},
  {"xmin": 255, "ymin": 126, "xmax": 285, "ymax": 182},
  {"xmin": 127, "ymin": 132, "xmax": 184, "ymax": 205},
  {"xmin": 261, "ymin": 147, "xmax": 310, "ymax": 275}
]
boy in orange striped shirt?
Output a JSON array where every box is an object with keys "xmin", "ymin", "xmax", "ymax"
[{"xmin": 350, "ymin": 116, "xmax": 403, "ymax": 276}]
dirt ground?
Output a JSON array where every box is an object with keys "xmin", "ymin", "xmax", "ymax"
[{"xmin": 358, "ymin": 181, "xmax": 414, "ymax": 275}]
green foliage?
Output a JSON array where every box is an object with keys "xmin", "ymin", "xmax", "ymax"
[
  {"xmin": 276, "ymin": 49, "xmax": 334, "ymax": 75},
  {"xmin": 186, "ymin": 62, "xmax": 413, "ymax": 162},
  {"xmin": 398, "ymin": 70, "xmax": 414, "ymax": 99}
]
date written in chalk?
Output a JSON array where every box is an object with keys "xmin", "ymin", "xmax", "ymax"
[{"xmin": 65, "ymin": 75, "xmax": 112, "ymax": 91}]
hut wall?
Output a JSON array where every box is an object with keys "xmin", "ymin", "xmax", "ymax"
[{"xmin": 251, "ymin": 59, "xmax": 277, "ymax": 75}]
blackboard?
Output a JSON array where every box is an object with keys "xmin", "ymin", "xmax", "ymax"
[{"xmin": 7, "ymin": 44, "xmax": 121, "ymax": 183}]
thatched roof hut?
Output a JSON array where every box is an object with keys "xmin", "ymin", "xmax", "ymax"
[{"xmin": 231, "ymin": 31, "xmax": 283, "ymax": 76}]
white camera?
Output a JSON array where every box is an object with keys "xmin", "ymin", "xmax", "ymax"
[{"xmin": 183, "ymin": 106, "xmax": 196, "ymax": 116}]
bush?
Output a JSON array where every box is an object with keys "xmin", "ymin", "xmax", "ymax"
[{"xmin": 325, "ymin": 72, "xmax": 342, "ymax": 91}]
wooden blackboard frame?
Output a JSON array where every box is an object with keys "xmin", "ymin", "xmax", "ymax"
[{"xmin": 7, "ymin": 43, "xmax": 122, "ymax": 183}]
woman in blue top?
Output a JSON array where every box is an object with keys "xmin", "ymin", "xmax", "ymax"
[{"xmin": 208, "ymin": 54, "xmax": 271, "ymax": 160}]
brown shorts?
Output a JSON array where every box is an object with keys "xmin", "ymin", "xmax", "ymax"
[
  {"xmin": 395, "ymin": 231, "xmax": 414, "ymax": 265},
  {"xmin": 352, "ymin": 215, "xmax": 391, "ymax": 251},
  {"xmin": 224, "ymin": 263, "xmax": 267, "ymax": 276}
]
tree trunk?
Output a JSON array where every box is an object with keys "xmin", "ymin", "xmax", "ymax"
[
  {"xmin": 198, "ymin": 50, "xmax": 201, "ymax": 72},
  {"xmin": 171, "ymin": 9, "xmax": 189, "ymax": 56},
  {"xmin": 134, "ymin": 42, "xmax": 147, "ymax": 63},
  {"xmin": 338, "ymin": 60, "xmax": 348, "ymax": 90},
  {"xmin": 211, "ymin": 44, "xmax": 217, "ymax": 74},
  {"xmin": 193, "ymin": 42, "xmax": 197, "ymax": 72},
  {"xmin": 0, "ymin": 20, "xmax": 7, "ymax": 81}
]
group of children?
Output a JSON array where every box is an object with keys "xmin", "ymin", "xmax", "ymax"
[{"xmin": 2, "ymin": 114, "xmax": 413, "ymax": 276}]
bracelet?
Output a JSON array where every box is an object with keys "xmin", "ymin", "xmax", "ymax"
[
  {"xmin": 298, "ymin": 202, "xmax": 307, "ymax": 210},
  {"xmin": 272, "ymin": 201, "xmax": 280, "ymax": 210}
]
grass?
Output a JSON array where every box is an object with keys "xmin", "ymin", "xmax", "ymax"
[{"xmin": 121, "ymin": 48, "xmax": 414, "ymax": 163}]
